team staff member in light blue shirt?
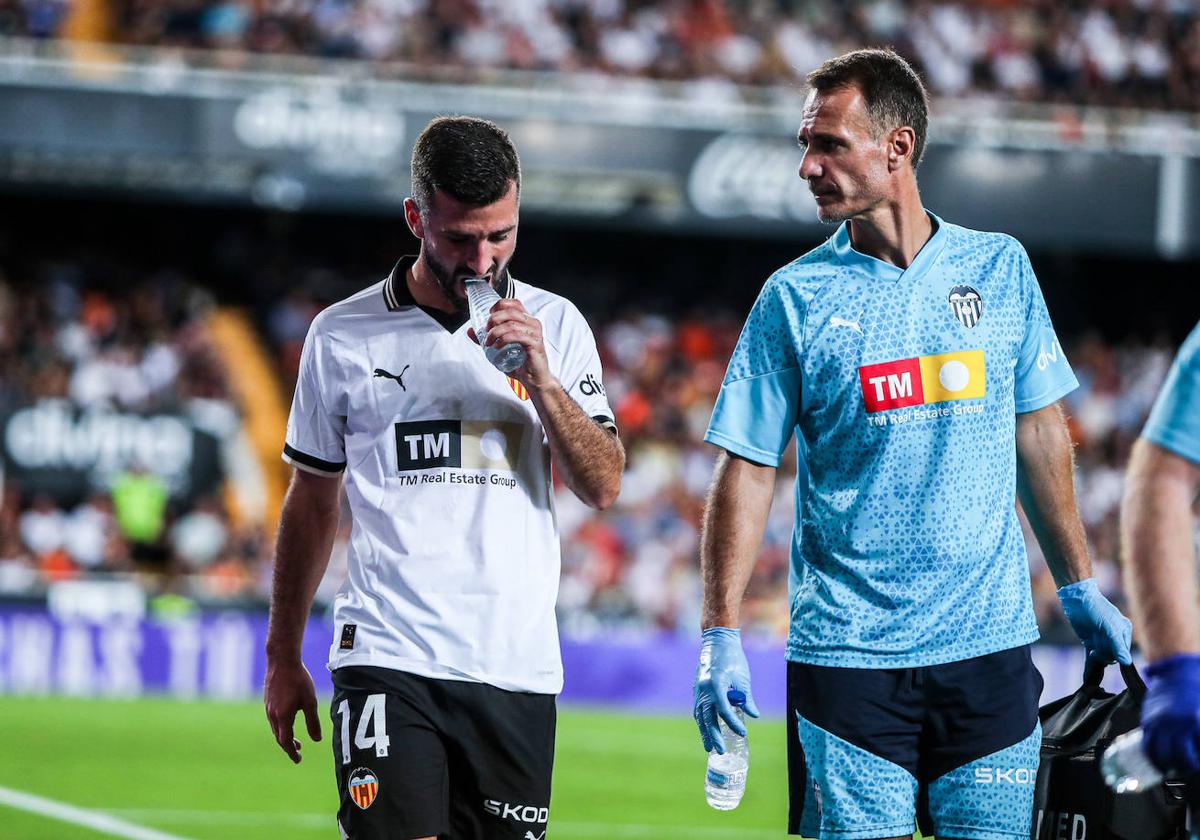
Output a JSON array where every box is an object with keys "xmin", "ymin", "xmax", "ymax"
[
  {"xmin": 1121, "ymin": 322, "xmax": 1200, "ymax": 806},
  {"xmin": 692, "ymin": 49, "xmax": 1132, "ymax": 840}
]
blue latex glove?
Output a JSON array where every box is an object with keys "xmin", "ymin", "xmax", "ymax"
[
  {"xmin": 1057, "ymin": 578, "xmax": 1133, "ymax": 665},
  {"xmin": 1143, "ymin": 653, "xmax": 1200, "ymax": 775},
  {"xmin": 693, "ymin": 627, "xmax": 760, "ymax": 755}
]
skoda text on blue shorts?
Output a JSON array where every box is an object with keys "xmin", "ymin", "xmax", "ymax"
[{"xmin": 693, "ymin": 49, "xmax": 1131, "ymax": 840}]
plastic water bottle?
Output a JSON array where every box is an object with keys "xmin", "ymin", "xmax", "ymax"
[
  {"xmin": 465, "ymin": 277, "xmax": 526, "ymax": 373},
  {"xmin": 705, "ymin": 705, "xmax": 749, "ymax": 810},
  {"xmin": 1101, "ymin": 728, "xmax": 1163, "ymax": 794}
]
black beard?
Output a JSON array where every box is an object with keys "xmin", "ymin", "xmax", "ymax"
[
  {"xmin": 427, "ymin": 257, "xmax": 510, "ymax": 314},
  {"xmin": 426, "ymin": 255, "xmax": 468, "ymax": 314}
]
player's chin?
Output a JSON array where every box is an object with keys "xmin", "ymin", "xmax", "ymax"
[{"xmin": 814, "ymin": 200, "xmax": 848, "ymax": 224}]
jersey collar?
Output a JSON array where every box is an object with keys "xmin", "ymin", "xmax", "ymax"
[
  {"xmin": 831, "ymin": 210, "xmax": 947, "ymax": 282},
  {"xmin": 383, "ymin": 255, "xmax": 516, "ymax": 333}
]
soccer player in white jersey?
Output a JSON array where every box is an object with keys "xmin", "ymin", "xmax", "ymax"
[
  {"xmin": 1121, "ymin": 321, "xmax": 1200, "ymax": 822},
  {"xmin": 691, "ymin": 50, "xmax": 1132, "ymax": 839},
  {"xmin": 263, "ymin": 116, "xmax": 624, "ymax": 840}
]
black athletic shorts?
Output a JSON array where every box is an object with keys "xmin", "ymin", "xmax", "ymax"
[
  {"xmin": 331, "ymin": 666, "xmax": 556, "ymax": 840},
  {"xmin": 787, "ymin": 645, "xmax": 1044, "ymax": 838}
]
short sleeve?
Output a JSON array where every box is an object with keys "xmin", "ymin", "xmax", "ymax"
[
  {"xmin": 704, "ymin": 279, "xmax": 802, "ymax": 466},
  {"xmin": 1012, "ymin": 245, "xmax": 1079, "ymax": 413},
  {"xmin": 282, "ymin": 317, "xmax": 348, "ymax": 475},
  {"xmin": 1143, "ymin": 321, "xmax": 1200, "ymax": 465},
  {"xmin": 555, "ymin": 303, "xmax": 616, "ymax": 431}
]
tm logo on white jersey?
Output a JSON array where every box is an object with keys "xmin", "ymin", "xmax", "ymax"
[{"xmin": 394, "ymin": 420, "xmax": 524, "ymax": 473}]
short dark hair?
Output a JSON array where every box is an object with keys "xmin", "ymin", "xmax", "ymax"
[
  {"xmin": 410, "ymin": 116, "xmax": 521, "ymax": 211},
  {"xmin": 806, "ymin": 49, "xmax": 930, "ymax": 167}
]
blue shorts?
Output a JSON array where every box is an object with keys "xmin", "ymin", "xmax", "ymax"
[{"xmin": 787, "ymin": 645, "xmax": 1043, "ymax": 840}]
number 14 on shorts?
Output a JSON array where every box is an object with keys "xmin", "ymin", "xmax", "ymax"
[{"xmin": 337, "ymin": 693, "xmax": 391, "ymax": 762}]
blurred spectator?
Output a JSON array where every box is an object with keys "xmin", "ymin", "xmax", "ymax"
[
  {"xmin": 198, "ymin": 521, "xmax": 262, "ymax": 598},
  {"xmin": 63, "ymin": 493, "xmax": 119, "ymax": 570},
  {"xmin": 18, "ymin": 493, "xmax": 63, "ymax": 556},
  {"xmin": 169, "ymin": 494, "xmax": 228, "ymax": 570},
  {"xmin": 111, "ymin": 467, "xmax": 169, "ymax": 546}
]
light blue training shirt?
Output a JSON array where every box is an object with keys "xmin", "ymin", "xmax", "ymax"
[
  {"xmin": 1143, "ymin": 321, "xmax": 1200, "ymax": 465},
  {"xmin": 706, "ymin": 213, "xmax": 1079, "ymax": 668}
]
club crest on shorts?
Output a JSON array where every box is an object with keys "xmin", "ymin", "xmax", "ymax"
[
  {"xmin": 948, "ymin": 285, "xmax": 984, "ymax": 329},
  {"xmin": 349, "ymin": 767, "xmax": 379, "ymax": 810},
  {"xmin": 508, "ymin": 376, "xmax": 529, "ymax": 401}
]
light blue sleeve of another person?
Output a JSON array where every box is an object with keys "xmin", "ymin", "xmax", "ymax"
[
  {"xmin": 1012, "ymin": 244, "xmax": 1079, "ymax": 413},
  {"xmin": 705, "ymin": 279, "xmax": 802, "ymax": 467},
  {"xmin": 1143, "ymin": 321, "xmax": 1200, "ymax": 465}
]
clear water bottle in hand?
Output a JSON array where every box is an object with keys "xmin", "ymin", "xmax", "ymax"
[
  {"xmin": 705, "ymin": 693, "xmax": 750, "ymax": 811},
  {"xmin": 465, "ymin": 277, "xmax": 526, "ymax": 374},
  {"xmin": 1101, "ymin": 728, "xmax": 1163, "ymax": 794}
]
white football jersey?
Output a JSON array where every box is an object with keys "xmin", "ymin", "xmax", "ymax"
[{"xmin": 283, "ymin": 258, "xmax": 615, "ymax": 694}]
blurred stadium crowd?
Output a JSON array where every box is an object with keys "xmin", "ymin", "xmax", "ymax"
[
  {"xmin": 0, "ymin": 266, "xmax": 266, "ymax": 601},
  {"xmin": 0, "ymin": 258, "xmax": 1185, "ymax": 645},
  {"xmin": 2, "ymin": 0, "xmax": 1199, "ymax": 110}
]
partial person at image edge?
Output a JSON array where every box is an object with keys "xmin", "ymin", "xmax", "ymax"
[{"xmin": 1122, "ymin": 320, "xmax": 1200, "ymax": 824}]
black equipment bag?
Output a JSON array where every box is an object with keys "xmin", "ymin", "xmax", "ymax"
[{"xmin": 1033, "ymin": 660, "xmax": 1190, "ymax": 839}]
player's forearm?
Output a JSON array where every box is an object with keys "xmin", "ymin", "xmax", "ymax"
[
  {"xmin": 266, "ymin": 472, "xmax": 342, "ymax": 661},
  {"xmin": 1015, "ymin": 403, "xmax": 1092, "ymax": 587},
  {"xmin": 700, "ymin": 451, "xmax": 776, "ymax": 629},
  {"xmin": 1121, "ymin": 439, "xmax": 1200, "ymax": 661},
  {"xmin": 529, "ymin": 379, "xmax": 624, "ymax": 509}
]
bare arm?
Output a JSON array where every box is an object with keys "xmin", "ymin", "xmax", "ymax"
[
  {"xmin": 1121, "ymin": 439, "xmax": 1200, "ymax": 661},
  {"xmin": 529, "ymin": 384, "xmax": 624, "ymax": 510},
  {"xmin": 700, "ymin": 450, "xmax": 777, "ymax": 628},
  {"xmin": 264, "ymin": 467, "xmax": 342, "ymax": 763},
  {"xmin": 483, "ymin": 298, "xmax": 623, "ymax": 509},
  {"xmin": 1015, "ymin": 401, "xmax": 1092, "ymax": 587}
]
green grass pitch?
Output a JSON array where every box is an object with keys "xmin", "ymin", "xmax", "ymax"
[{"xmin": 0, "ymin": 695, "xmax": 816, "ymax": 839}]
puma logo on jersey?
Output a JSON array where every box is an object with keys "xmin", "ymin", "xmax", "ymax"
[
  {"xmin": 374, "ymin": 366, "xmax": 410, "ymax": 391},
  {"xmin": 829, "ymin": 316, "xmax": 863, "ymax": 335}
]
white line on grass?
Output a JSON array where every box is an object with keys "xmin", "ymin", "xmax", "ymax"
[
  {"xmin": 0, "ymin": 785, "xmax": 192, "ymax": 840},
  {"xmin": 110, "ymin": 809, "xmax": 329, "ymax": 828},
  {"xmin": 68, "ymin": 808, "xmax": 787, "ymax": 840}
]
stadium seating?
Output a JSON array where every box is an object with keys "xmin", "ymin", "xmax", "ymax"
[{"xmin": 7, "ymin": 0, "xmax": 1200, "ymax": 111}]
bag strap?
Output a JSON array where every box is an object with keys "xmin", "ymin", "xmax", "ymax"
[
  {"xmin": 1082, "ymin": 658, "xmax": 1147, "ymax": 697},
  {"xmin": 1120, "ymin": 662, "xmax": 1147, "ymax": 697}
]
